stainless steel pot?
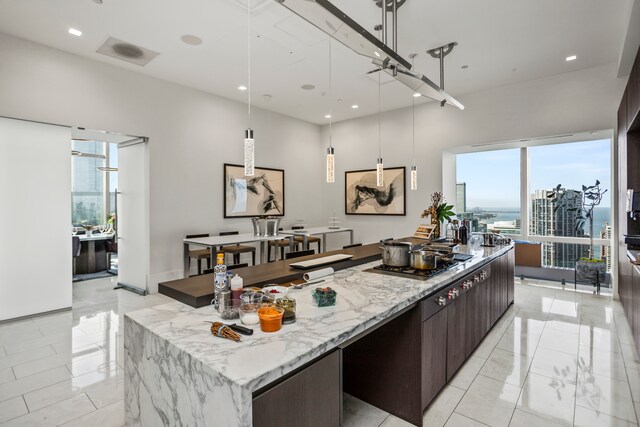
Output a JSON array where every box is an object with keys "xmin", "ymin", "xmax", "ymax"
[
  {"xmin": 409, "ymin": 249, "xmax": 441, "ymax": 270},
  {"xmin": 380, "ymin": 241, "xmax": 412, "ymax": 267},
  {"xmin": 251, "ymin": 217, "xmax": 281, "ymax": 237}
]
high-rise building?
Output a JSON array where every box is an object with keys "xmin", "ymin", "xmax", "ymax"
[
  {"xmin": 71, "ymin": 140, "xmax": 105, "ymax": 225},
  {"xmin": 530, "ymin": 188, "xmax": 587, "ymax": 268},
  {"xmin": 456, "ymin": 182, "xmax": 467, "ymax": 213},
  {"xmin": 600, "ymin": 222, "xmax": 612, "ymax": 272}
]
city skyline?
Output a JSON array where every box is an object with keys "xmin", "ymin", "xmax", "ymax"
[{"xmin": 456, "ymin": 139, "xmax": 611, "ymax": 208}]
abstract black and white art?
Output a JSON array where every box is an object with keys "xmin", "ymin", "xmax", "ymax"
[
  {"xmin": 224, "ymin": 164, "xmax": 285, "ymax": 218},
  {"xmin": 345, "ymin": 167, "xmax": 406, "ymax": 215}
]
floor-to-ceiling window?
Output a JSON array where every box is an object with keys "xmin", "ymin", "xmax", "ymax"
[
  {"xmin": 71, "ymin": 141, "xmax": 117, "ymax": 227},
  {"xmin": 456, "ymin": 135, "xmax": 613, "ymax": 273}
]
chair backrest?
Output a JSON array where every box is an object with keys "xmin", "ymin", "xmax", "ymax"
[
  {"xmin": 286, "ymin": 249, "xmax": 315, "ymax": 260},
  {"xmin": 219, "ymin": 231, "xmax": 239, "ymax": 236},
  {"xmin": 291, "ymin": 225, "xmax": 305, "ymax": 230},
  {"xmin": 105, "ymin": 239, "xmax": 118, "ymax": 254},
  {"xmin": 72, "ymin": 236, "xmax": 81, "ymax": 257},
  {"xmin": 203, "ymin": 263, "xmax": 248, "ymax": 275},
  {"xmin": 343, "ymin": 243, "xmax": 362, "ymax": 249},
  {"xmin": 186, "ymin": 233, "xmax": 210, "ymax": 239}
]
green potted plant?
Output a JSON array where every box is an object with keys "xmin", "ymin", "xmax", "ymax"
[
  {"xmin": 421, "ymin": 192, "xmax": 455, "ymax": 239},
  {"xmin": 549, "ymin": 181, "xmax": 608, "ymax": 287}
]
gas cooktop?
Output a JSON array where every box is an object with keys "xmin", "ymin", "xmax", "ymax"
[{"xmin": 367, "ymin": 260, "xmax": 460, "ymax": 281}]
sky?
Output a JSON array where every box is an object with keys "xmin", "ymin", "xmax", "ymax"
[{"xmin": 456, "ymin": 139, "xmax": 611, "ymax": 208}]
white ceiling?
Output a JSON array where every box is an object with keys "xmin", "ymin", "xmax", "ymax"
[{"xmin": 0, "ymin": 0, "xmax": 632, "ymax": 124}]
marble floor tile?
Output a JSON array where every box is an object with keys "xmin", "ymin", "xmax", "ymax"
[
  {"xmin": 549, "ymin": 299, "xmax": 580, "ymax": 318},
  {"xmin": 579, "ymin": 325, "xmax": 622, "ymax": 353},
  {"xmin": 575, "ymin": 373, "xmax": 637, "ymax": 423},
  {"xmin": 625, "ymin": 367, "xmax": 640, "ymax": 403},
  {"xmin": 0, "ymin": 393, "xmax": 96, "ymax": 426},
  {"xmin": 517, "ymin": 372, "xmax": 576, "ymax": 426},
  {"xmin": 0, "ymin": 329, "xmax": 44, "ymax": 346},
  {"xmin": 343, "ymin": 394, "xmax": 389, "ymax": 427},
  {"xmin": 495, "ymin": 329, "xmax": 540, "ymax": 358},
  {"xmin": 507, "ymin": 314, "xmax": 546, "ymax": 337},
  {"xmin": 379, "ymin": 415, "xmax": 413, "ymax": 426},
  {"xmin": 577, "ymin": 346, "xmax": 627, "ymax": 381},
  {"xmin": 0, "ymin": 366, "xmax": 71, "ymax": 402},
  {"xmin": 23, "ymin": 363, "xmax": 121, "ymax": 411},
  {"xmin": 66, "ymin": 351, "xmax": 118, "ymax": 377},
  {"xmin": 508, "ymin": 408, "xmax": 566, "ymax": 427},
  {"xmin": 471, "ymin": 330, "xmax": 503, "ymax": 359},
  {"xmin": 573, "ymin": 405, "xmax": 637, "ymax": 427},
  {"xmin": 59, "ymin": 399, "xmax": 124, "ymax": 427},
  {"xmin": 422, "ymin": 385, "xmax": 465, "ymax": 427},
  {"xmin": 0, "ymin": 345, "xmax": 56, "ymax": 370},
  {"xmin": 0, "ymin": 368, "xmax": 15, "ymax": 385},
  {"xmin": 529, "ymin": 347, "xmax": 578, "ymax": 385},
  {"xmin": 449, "ymin": 356, "xmax": 486, "ymax": 390},
  {"xmin": 621, "ymin": 343, "xmax": 640, "ymax": 370},
  {"xmin": 538, "ymin": 328, "xmax": 581, "ymax": 356},
  {"xmin": 480, "ymin": 348, "xmax": 531, "ymax": 387},
  {"xmin": 0, "ymin": 397, "xmax": 28, "ymax": 423},
  {"xmin": 444, "ymin": 413, "xmax": 488, "ymax": 427},
  {"xmin": 546, "ymin": 317, "xmax": 582, "ymax": 335},
  {"xmin": 455, "ymin": 375, "xmax": 521, "ymax": 427},
  {"xmin": 2, "ymin": 331, "xmax": 71, "ymax": 356}
]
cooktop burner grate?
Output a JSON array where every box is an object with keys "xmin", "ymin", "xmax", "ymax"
[{"xmin": 370, "ymin": 260, "xmax": 459, "ymax": 280}]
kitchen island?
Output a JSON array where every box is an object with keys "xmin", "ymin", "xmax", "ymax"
[{"xmin": 125, "ymin": 243, "xmax": 514, "ymax": 427}]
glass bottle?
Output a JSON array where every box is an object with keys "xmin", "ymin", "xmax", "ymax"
[
  {"xmin": 452, "ymin": 220, "xmax": 460, "ymax": 244},
  {"xmin": 446, "ymin": 220, "xmax": 454, "ymax": 241},
  {"xmin": 213, "ymin": 253, "xmax": 228, "ymax": 310},
  {"xmin": 459, "ymin": 220, "xmax": 468, "ymax": 245}
]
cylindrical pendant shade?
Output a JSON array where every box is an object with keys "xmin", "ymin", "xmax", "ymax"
[
  {"xmin": 244, "ymin": 128, "xmax": 255, "ymax": 176},
  {"xmin": 411, "ymin": 165, "xmax": 417, "ymax": 190},
  {"xmin": 326, "ymin": 147, "xmax": 335, "ymax": 183},
  {"xmin": 376, "ymin": 158, "xmax": 384, "ymax": 187}
]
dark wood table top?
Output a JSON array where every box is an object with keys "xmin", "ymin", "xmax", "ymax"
[{"xmin": 159, "ymin": 242, "xmax": 390, "ymax": 308}]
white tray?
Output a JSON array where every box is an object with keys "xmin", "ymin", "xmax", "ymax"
[{"xmin": 289, "ymin": 254, "xmax": 354, "ymax": 270}]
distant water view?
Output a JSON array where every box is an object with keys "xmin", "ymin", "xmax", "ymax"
[{"xmin": 467, "ymin": 206, "xmax": 611, "ymax": 237}]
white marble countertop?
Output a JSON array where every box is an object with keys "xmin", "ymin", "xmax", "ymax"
[
  {"xmin": 126, "ymin": 244, "xmax": 512, "ymax": 394},
  {"xmin": 279, "ymin": 226, "xmax": 353, "ymax": 235}
]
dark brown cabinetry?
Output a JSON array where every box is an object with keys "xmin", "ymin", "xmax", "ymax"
[
  {"xmin": 446, "ymin": 293, "xmax": 466, "ymax": 380},
  {"xmin": 253, "ymin": 350, "xmax": 341, "ymax": 427},
  {"xmin": 618, "ymin": 43, "xmax": 640, "ymax": 354},
  {"xmin": 343, "ymin": 248, "xmax": 514, "ymax": 426},
  {"xmin": 421, "ymin": 308, "xmax": 448, "ymax": 409}
]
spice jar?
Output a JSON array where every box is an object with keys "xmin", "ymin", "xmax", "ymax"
[
  {"xmin": 276, "ymin": 296, "xmax": 296, "ymax": 324},
  {"xmin": 257, "ymin": 305, "xmax": 284, "ymax": 333}
]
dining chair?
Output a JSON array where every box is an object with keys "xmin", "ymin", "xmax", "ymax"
[
  {"xmin": 72, "ymin": 236, "xmax": 82, "ymax": 282},
  {"xmin": 285, "ymin": 249, "xmax": 315, "ymax": 260},
  {"xmin": 105, "ymin": 238, "xmax": 118, "ymax": 275},
  {"xmin": 268, "ymin": 228, "xmax": 299, "ymax": 262},
  {"xmin": 291, "ymin": 225, "xmax": 322, "ymax": 254},
  {"xmin": 186, "ymin": 233, "xmax": 211, "ymax": 275},
  {"xmin": 219, "ymin": 231, "xmax": 256, "ymax": 266}
]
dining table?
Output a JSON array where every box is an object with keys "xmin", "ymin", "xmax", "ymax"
[
  {"xmin": 279, "ymin": 226, "xmax": 354, "ymax": 252},
  {"xmin": 76, "ymin": 232, "xmax": 116, "ymax": 274},
  {"xmin": 183, "ymin": 233, "xmax": 295, "ymax": 278}
]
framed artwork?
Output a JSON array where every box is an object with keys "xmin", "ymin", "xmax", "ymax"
[
  {"xmin": 345, "ymin": 167, "xmax": 406, "ymax": 216},
  {"xmin": 224, "ymin": 164, "xmax": 285, "ymax": 218}
]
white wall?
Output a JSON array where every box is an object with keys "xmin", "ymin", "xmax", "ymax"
[
  {"xmin": 0, "ymin": 33, "xmax": 324, "ymax": 293},
  {"xmin": 320, "ymin": 63, "xmax": 627, "ymax": 247},
  {"xmin": 0, "ymin": 118, "xmax": 72, "ymax": 320}
]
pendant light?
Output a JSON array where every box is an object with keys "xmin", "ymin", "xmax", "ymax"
[
  {"xmin": 410, "ymin": 54, "xmax": 418, "ymax": 190},
  {"xmin": 376, "ymin": 64, "xmax": 384, "ymax": 187},
  {"xmin": 244, "ymin": 0, "xmax": 254, "ymax": 176},
  {"xmin": 326, "ymin": 39, "xmax": 335, "ymax": 183}
]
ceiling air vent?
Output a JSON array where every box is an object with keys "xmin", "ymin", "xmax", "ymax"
[{"xmin": 96, "ymin": 37, "xmax": 159, "ymax": 66}]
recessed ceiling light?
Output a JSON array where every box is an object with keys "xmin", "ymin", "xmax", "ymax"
[
  {"xmin": 180, "ymin": 35, "xmax": 202, "ymax": 46},
  {"xmin": 461, "ymin": 65, "xmax": 469, "ymax": 69},
  {"xmin": 413, "ymin": 93, "xmax": 421, "ymax": 98},
  {"xmin": 351, "ymin": 105, "xmax": 359, "ymax": 109},
  {"xmin": 301, "ymin": 84, "xmax": 315, "ymax": 90},
  {"xmin": 262, "ymin": 94, "xmax": 272, "ymax": 100},
  {"xmin": 566, "ymin": 55, "xmax": 577, "ymax": 62},
  {"xmin": 324, "ymin": 114, "xmax": 332, "ymax": 119},
  {"xmin": 68, "ymin": 28, "xmax": 82, "ymax": 37},
  {"xmin": 238, "ymin": 85, "xmax": 247, "ymax": 91}
]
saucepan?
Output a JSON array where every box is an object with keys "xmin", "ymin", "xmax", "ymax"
[
  {"xmin": 409, "ymin": 250, "xmax": 455, "ymax": 271},
  {"xmin": 379, "ymin": 241, "xmax": 413, "ymax": 267}
]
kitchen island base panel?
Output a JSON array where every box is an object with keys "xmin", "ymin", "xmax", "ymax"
[{"xmin": 124, "ymin": 317, "xmax": 251, "ymax": 427}]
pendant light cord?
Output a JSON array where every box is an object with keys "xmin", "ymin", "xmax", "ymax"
[
  {"xmin": 411, "ymin": 56, "xmax": 416, "ymax": 167},
  {"xmin": 378, "ymin": 66, "xmax": 381, "ymax": 159},
  {"xmin": 329, "ymin": 39, "xmax": 332, "ymax": 149},
  {"xmin": 247, "ymin": 0, "xmax": 251, "ymax": 128}
]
